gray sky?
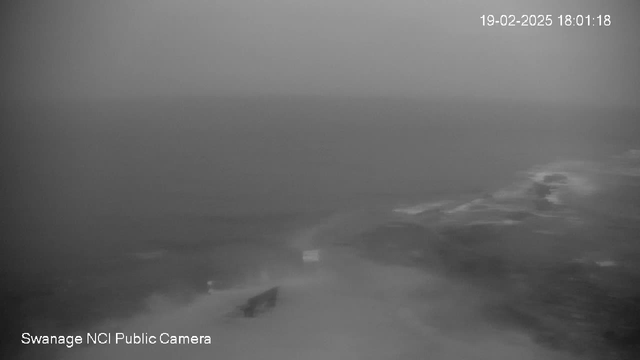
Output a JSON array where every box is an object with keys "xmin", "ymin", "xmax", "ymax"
[{"xmin": 2, "ymin": 0, "xmax": 639, "ymax": 106}]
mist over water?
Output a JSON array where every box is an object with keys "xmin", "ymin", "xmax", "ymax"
[
  {"xmin": 4, "ymin": 96, "xmax": 639, "ymax": 359},
  {"xmin": 2, "ymin": 2, "xmax": 639, "ymax": 358},
  {"xmin": 6, "ymin": 97, "xmax": 628, "ymax": 271},
  {"xmin": 21, "ymin": 209, "xmax": 577, "ymax": 360}
]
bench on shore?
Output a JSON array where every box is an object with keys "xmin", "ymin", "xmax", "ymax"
[{"xmin": 238, "ymin": 286, "xmax": 279, "ymax": 317}]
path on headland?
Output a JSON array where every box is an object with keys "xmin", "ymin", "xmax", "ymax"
[
  {"xmin": 57, "ymin": 214, "xmax": 575, "ymax": 360},
  {"xmin": 58, "ymin": 252, "xmax": 573, "ymax": 360}
]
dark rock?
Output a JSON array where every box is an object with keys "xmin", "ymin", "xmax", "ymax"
[
  {"xmin": 239, "ymin": 286, "xmax": 279, "ymax": 318},
  {"xmin": 543, "ymin": 174, "xmax": 569, "ymax": 184},
  {"xmin": 533, "ymin": 198, "xmax": 554, "ymax": 211},
  {"xmin": 531, "ymin": 182, "xmax": 553, "ymax": 198}
]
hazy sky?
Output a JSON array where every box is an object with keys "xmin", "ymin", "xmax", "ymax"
[{"xmin": 2, "ymin": 0, "xmax": 639, "ymax": 106}]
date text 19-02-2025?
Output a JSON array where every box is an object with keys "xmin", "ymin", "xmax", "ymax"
[{"xmin": 481, "ymin": 14, "xmax": 611, "ymax": 27}]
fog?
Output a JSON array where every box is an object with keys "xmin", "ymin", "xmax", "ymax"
[
  {"xmin": 3, "ymin": 1, "xmax": 640, "ymax": 359},
  {"xmin": 27, "ymin": 217, "xmax": 574, "ymax": 360},
  {"xmin": 2, "ymin": 0, "xmax": 639, "ymax": 107},
  {"xmin": 53, "ymin": 262, "xmax": 572, "ymax": 360}
]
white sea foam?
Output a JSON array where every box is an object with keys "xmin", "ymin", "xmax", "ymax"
[
  {"xmin": 393, "ymin": 201, "xmax": 453, "ymax": 215},
  {"xmin": 491, "ymin": 181, "xmax": 531, "ymax": 201},
  {"xmin": 546, "ymin": 191, "xmax": 562, "ymax": 205},
  {"xmin": 444, "ymin": 199, "xmax": 484, "ymax": 214}
]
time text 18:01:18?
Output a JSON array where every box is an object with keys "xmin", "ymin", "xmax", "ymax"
[{"xmin": 481, "ymin": 15, "xmax": 611, "ymax": 27}]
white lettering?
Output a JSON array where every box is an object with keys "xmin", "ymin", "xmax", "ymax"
[
  {"xmin": 157, "ymin": 333, "xmax": 212, "ymax": 345},
  {"xmin": 160, "ymin": 332, "xmax": 170, "ymax": 344},
  {"xmin": 86, "ymin": 332, "xmax": 110, "ymax": 345},
  {"xmin": 21, "ymin": 333, "xmax": 82, "ymax": 348}
]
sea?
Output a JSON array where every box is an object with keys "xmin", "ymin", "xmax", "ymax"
[{"xmin": 2, "ymin": 96, "xmax": 640, "ymax": 359}]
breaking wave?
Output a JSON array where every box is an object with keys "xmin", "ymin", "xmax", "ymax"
[
  {"xmin": 396, "ymin": 151, "xmax": 640, "ymax": 227},
  {"xmin": 18, "ymin": 150, "xmax": 640, "ymax": 360}
]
